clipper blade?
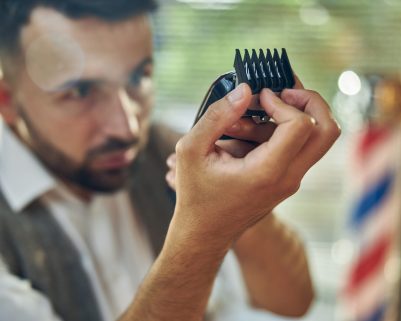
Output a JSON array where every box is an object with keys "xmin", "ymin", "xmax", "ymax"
[
  {"xmin": 234, "ymin": 48, "xmax": 295, "ymax": 94},
  {"xmin": 193, "ymin": 48, "xmax": 295, "ymax": 128}
]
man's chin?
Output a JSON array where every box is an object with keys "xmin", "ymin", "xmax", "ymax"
[{"xmin": 75, "ymin": 167, "xmax": 131, "ymax": 193}]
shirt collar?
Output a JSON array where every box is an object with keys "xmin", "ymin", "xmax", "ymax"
[{"xmin": 0, "ymin": 120, "xmax": 57, "ymax": 212}]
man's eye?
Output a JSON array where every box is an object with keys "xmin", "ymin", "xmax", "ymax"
[
  {"xmin": 130, "ymin": 73, "xmax": 142, "ymax": 87},
  {"xmin": 130, "ymin": 66, "xmax": 153, "ymax": 87},
  {"xmin": 66, "ymin": 83, "xmax": 93, "ymax": 99}
]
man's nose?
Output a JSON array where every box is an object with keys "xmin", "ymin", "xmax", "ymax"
[{"xmin": 99, "ymin": 88, "xmax": 140, "ymax": 140}]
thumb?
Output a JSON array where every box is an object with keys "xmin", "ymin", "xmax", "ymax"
[{"xmin": 189, "ymin": 83, "xmax": 252, "ymax": 155}]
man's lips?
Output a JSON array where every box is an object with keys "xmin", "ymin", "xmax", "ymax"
[{"xmin": 90, "ymin": 148, "xmax": 137, "ymax": 170}]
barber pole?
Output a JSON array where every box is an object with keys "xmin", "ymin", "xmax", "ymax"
[{"xmin": 340, "ymin": 123, "xmax": 401, "ymax": 321}]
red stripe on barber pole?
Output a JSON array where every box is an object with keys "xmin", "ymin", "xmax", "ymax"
[
  {"xmin": 356, "ymin": 126, "xmax": 391, "ymax": 160},
  {"xmin": 346, "ymin": 234, "xmax": 392, "ymax": 294}
]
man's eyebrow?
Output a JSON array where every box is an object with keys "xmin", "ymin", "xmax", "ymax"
[{"xmin": 53, "ymin": 56, "xmax": 154, "ymax": 92}]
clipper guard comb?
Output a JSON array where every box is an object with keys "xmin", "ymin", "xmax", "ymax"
[{"xmin": 193, "ymin": 48, "xmax": 295, "ymax": 126}]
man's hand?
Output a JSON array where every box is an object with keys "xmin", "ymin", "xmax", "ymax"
[
  {"xmin": 122, "ymin": 82, "xmax": 339, "ymax": 321},
  {"xmin": 168, "ymin": 82, "xmax": 340, "ymax": 243},
  {"xmin": 163, "ymin": 82, "xmax": 339, "ymax": 317}
]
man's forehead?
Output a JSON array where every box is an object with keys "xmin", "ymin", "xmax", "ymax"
[{"xmin": 19, "ymin": 6, "xmax": 153, "ymax": 91}]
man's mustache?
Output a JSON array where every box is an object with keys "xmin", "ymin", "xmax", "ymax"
[{"xmin": 87, "ymin": 137, "xmax": 140, "ymax": 159}]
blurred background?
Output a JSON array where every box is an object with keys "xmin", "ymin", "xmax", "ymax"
[{"xmin": 151, "ymin": 1, "xmax": 401, "ymax": 320}]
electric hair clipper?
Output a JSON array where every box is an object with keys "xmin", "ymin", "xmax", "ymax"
[{"xmin": 193, "ymin": 48, "xmax": 295, "ymax": 127}]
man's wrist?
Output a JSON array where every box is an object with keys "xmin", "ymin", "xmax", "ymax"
[
  {"xmin": 165, "ymin": 209, "xmax": 235, "ymax": 257},
  {"xmin": 122, "ymin": 211, "xmax": 233, "ymax": 321}
]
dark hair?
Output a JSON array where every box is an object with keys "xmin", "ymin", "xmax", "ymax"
[{"xmin": 0, "ymin": 0, "xmax": 158, "ymax": 55}]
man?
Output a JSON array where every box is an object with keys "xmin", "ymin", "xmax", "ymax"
[{"xmin": 0, "ymin": 1, "xmax": 340, "ymax": 321}]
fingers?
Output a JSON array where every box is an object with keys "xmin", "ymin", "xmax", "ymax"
[
  {"xmin": 166, "ymin": 170, "xmax": 176, "ymax": 190},
  {"xmin": 224, "ymin": 118, "xmax": 277, "ymax": 144},
  {"xmin": 281, "ymin": 89, "xmax": 337, "ymax": 135},
  {"xmin": 166, "ymin": 154, "xmax": 176, "ymax": 190},
  {"xmin": 260, "ymin": 89, "xmax": 316, "ymax": 125},
  {"xmin": 180, "ymin": 83, "xmax": 252, "ymax": 156},
  {"xmin": 167, "ymin": 153, "xmax": 176, "ymax": 168},
  {"xmin": 245, "ymin": 89, "xmax": 316, "ymax": 176},
  {"xmin": 223, "ymin": 73, "xmax": 305, "ymax": 145},
  {"xmin": 284, "ymin": 89, "xmax": 340, "ymax": 139},
  {"xmin": 281, "ymin": 88, "xmax": 328, "ymax": 112},
  {"xmin": 280, "ymin": 89, "xmax": 341, "ymax": 176}
]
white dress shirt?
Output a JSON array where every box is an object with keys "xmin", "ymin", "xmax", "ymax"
[{"xmin": 0, "ymin": 120, "xmax": 289, "ymax": 321}]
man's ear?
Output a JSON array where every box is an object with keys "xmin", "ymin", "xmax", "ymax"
[{"xmin": 0, "ymin": 79, "xmax": 17, "ymax": 125}]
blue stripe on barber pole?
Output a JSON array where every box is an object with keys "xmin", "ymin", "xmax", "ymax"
[
  {"xmin": 350, "ymin": 170, "xmax": 395, "ymax": 229},
  {"xmin": 362, "ymin": 303, "xmax": 386, "ymax": 321}
]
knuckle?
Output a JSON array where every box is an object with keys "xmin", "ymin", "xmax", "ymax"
[
  {"xmin": 281, "ymin": 90, "xmax": 296, "ymax": 105},
  {"xmin": 306, "ymin": 89, "xmax": 320, "ymax": 99},
  {"xmin": 294, "ymin": 115, "xmax": 315, "ymax": 132},
  {"xmin": 323, "ymin": 120, "xmax": 342, "ymax": 140},
  {"xmin": 175, "ymin": 137, "xmax": 192, "ymax": 156},
  {"xmin": 175, "ymin": 139, "xmax": 185, "ymax": 155},
  {"xmin": 307, "ymin": 89, "xmax": 330, "ymax": 107},
  {"xmin": 282, "ymin": 180, "xmax": 301, "ymax": 196},
  {"xmin": 333, "ymin": 121, "xmax": 342, "ymax": 138}
]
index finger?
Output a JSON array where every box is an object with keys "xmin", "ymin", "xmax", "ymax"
[
  {"xmin": 281, "ymin": 89, "xmax": 341, "ymax": 176},
  {"xmin": 244, "ymin": 89, "xmax": 316, "ymax": 177}
]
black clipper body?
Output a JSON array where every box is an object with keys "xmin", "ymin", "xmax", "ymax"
[{"xmin": 193, "ymin": 48, "xmax": 295, "ymax": 126}]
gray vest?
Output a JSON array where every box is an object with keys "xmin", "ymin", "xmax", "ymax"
[{"xmin": 0, "ymin": 124, "xmax": 179, "ymax": 321}]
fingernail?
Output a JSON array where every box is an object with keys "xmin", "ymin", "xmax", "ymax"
[
  {"xmin": 227, "ymin": 122, "xmax": 241, "ymax": 132},
  {"xmin": 262, "ymin": 88, "xmax": 273, "ymax": 95},
  {"xmin": 167, "ymin": 155, "xmax": 176, "ymax": 166},
  {"xmin": 166, "ymin": 171, "xmax": 173, "ymax": 182},
  {"xmin": 228, "ymin": 84, "xmax": 244, "ymax": 103},
  {"xmin": 262, "ymin": 88, "xmax": 276, "ymax": 100}
]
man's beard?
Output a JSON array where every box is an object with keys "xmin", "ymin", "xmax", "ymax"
[{"xmin": 17, "ymin": 107, "xmax": 141, "ymax": 193}]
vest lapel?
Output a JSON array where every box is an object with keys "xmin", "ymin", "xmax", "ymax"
[
  {"xmin": 0, "ymin": 194, "xmax": 104, "ymax": 321},
  {"xmin": 0, "ymin": 123, "xmax": 180, "ymax": 321},
  {"xmin": 129, "ymin": 124, "xmax": 178, "ymax": 257}
]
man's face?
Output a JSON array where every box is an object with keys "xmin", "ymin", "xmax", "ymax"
[{"xmin": 4, "ymin": 7, "xmax": 154, "ymax": 192}]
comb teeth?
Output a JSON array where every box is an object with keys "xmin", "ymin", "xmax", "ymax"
[{"xmin": 234, "ymin": 48, "xmax": 295, "ymax": 94}]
